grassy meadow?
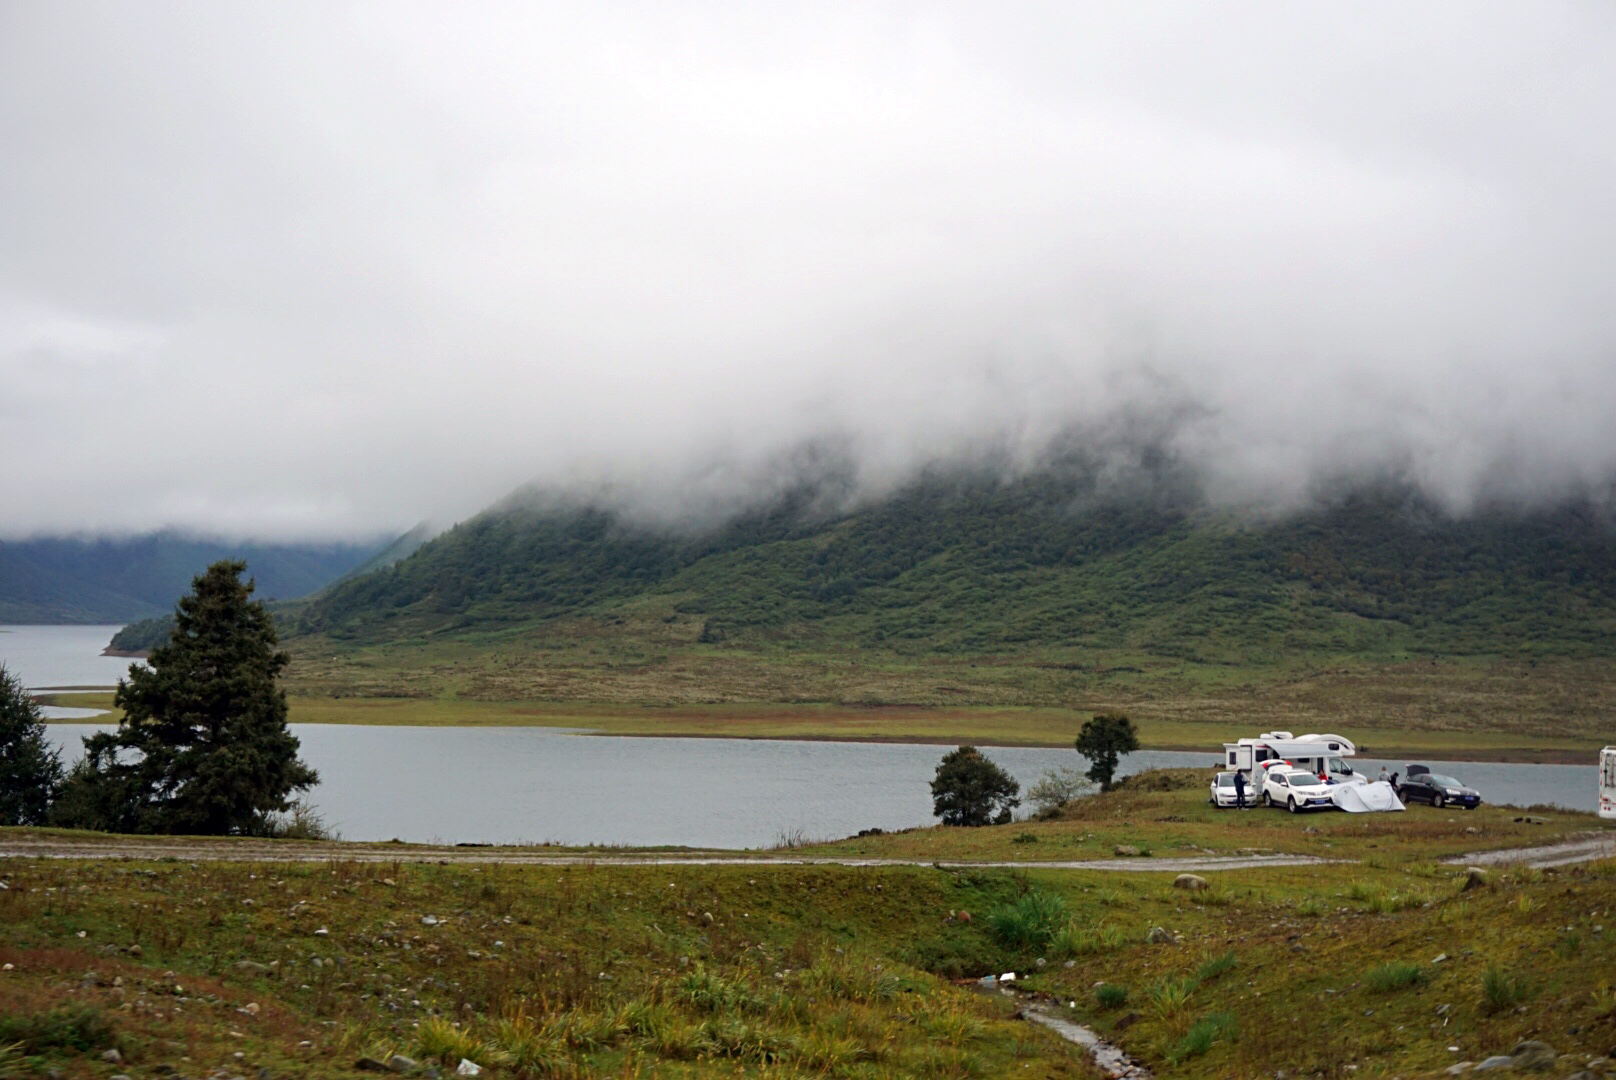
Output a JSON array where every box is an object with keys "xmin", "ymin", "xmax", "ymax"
[{"xmin": 3, "ymin": 772, "xmax": 1616, "ymax": 1078}]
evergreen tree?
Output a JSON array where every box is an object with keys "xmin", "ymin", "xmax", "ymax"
[
  {"xmin": 53, "ymin": 560, "xmax": 317, "ymax": 835},
  {"xmin": 1074, "ymin": 712, "xmax": 1140, "ymax": 792},
  {"xmin": 0, "ymin": 662, "xmax": 63, "ymax": 825},
  {"xmin": 930, "ymin": 745, "xmax": 1020, "ymax": 826}
]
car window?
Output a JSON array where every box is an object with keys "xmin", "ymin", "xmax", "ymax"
[
  {"xmin": 1274, "ymin": 774, "xmax": 1288, "ymax": 785},
  {"xmin": 1216, "ymin": 774, "xmax": 1234, "ymax": 787},
  {"xmin": 1428, "ymin": 775, "xmax": 1462, "ymax": 788}
]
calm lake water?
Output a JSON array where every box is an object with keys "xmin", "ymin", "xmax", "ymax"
[
  {"xmin": 9, "ymin": 624, "xmax": 1604, "ymax": 847},
  {"xmin": 0, "ymin": 624, "xmax": 142, "ymax": 691}
]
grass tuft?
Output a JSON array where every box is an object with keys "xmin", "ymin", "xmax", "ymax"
[
  {"xmin": 1482, "ymin": 966, "xmax": 1533, "ymax": 1012},
  {"xmin": 1365, "ymin": 962, "xmax": 1425, "ymax": 993},
  {"xmin": 1168, "ymin": 1011, "xmax": 1236, "ymax": 1063},
  {"xmin": 1095, "ymin": 984, "xmax": 1129, "ymax": 1009},
  {"xmin": 985, "ymin": 890, "xmax": 1069, "ymax": 951}
]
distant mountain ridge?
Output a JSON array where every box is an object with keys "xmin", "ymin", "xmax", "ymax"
[
  {"xmin": 0, "ymin": 532, "xmax": 387, "ymax": 624},
  {"xmin": 289, "ymin": 462, "xmax": 1616, "ymax": 664}
]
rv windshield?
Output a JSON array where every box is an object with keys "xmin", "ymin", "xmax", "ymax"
[{"xmin": 1328, "ymin": 758, "xmax": 1353, "ymax": 776}]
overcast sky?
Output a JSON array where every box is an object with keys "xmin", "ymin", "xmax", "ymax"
[{"xmin": 4, "ymin": 2, "xmax": 1615, "ymax": 540}]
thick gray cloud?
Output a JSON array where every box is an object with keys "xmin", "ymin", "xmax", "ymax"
[{"xmin": 3, "ymin": 1, "xmax": 1614, "ymax": 539}]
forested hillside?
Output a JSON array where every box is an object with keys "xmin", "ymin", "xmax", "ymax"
[
  {"xmin": 0, "ymin": 533, "xmax": 384, "ymax": 623},
  {"xmin": 290, "ymin": 464, "xmax": 1616, "ymax": 665}
]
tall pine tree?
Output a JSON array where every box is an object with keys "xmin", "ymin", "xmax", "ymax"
[
  {"xmin": 0, "ymin": 662, "xmax": 64, "ymax": 825},
  {"xmin": 55, "ymin": 560, "xmax": 317, "ymax": 835}
]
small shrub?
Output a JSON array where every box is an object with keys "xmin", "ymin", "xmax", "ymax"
[
  {"xmin": 414, "ymin": 1017, "xmax": 507, "ymax": 1067},
  {"xmin": 265, "ymin": 800, "xmax": 340, "ymax": 840},
  {"xmin": 1010, "ymin": 832, "xmax": 1039, "ymax": 845},
  {"xmin": 1590, "ymin": 984, "xmax": 1616, "ymax": 1016},
  {"xmin": 676, "ymin": 967, "xmax": 766, "ymax": 1015},
  {"xmin": 1294, "ymin": 896, "xmax": 1327, "ymax": 917},
  {"xmin": 1482, "ymin": 966, "xmax": 1532, "ymax": 1012},
  {"xmin": 1168, "ymin": 1011, "xmax": 1236, "ymax": 1063},
  {"xmin": 488, "ymin": 1015, "xmax": 567, "ymax": 1073},
  {"xmin": 1514, "ymin": 894, "xmax": 1539, "ymax": 915},
  {"xmin": 986, "ymin": 890, "xmax": 1069, "ymax": 951},
  {"xmin": 1147, "ymin": 976, "xmax": 1198, "ymax": 1027},
  {"xmin": 1365, "ymin": 962, "xmax": 1425, "ymax": 993},
  {"xmin": 1095, "ymin": 984, "xmax": 1129, "ymax": 1009},
  {"xmin": 0, "ymin": 1005, "xmax": 118, "ymax": 1053}
]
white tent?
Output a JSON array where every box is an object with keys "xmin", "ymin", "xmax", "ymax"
[{"xmin": 1331, "ymin": 780, "xmax": 1405, "ymax": 813}]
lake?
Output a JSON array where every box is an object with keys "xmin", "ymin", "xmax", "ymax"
[
  {"xmin": 8, "ymin": 624, "xmax": 1603, "ymax": 847},
  {"xmin": 0, "ymin": 623, "xmax": 143, "ymax": 691}
]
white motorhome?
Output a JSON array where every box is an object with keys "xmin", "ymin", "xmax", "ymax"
[
  {"xmin": 1600, "ymin": 747, "xmax": 1616, "ymax": 820},
  {"xmin": 1222, "ymin": 731, "xmax": 1364, "ymax": 786}
]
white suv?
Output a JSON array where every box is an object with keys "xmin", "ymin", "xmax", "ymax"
[{"xmin": 1261, "ymin": 768, "xmax": 1336, "ymax": 813}]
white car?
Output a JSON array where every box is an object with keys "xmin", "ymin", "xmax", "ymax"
[
  {"xmin": 1209, "ymin": 771, "xmax": 1243, "ymax": 808},
  {"xmin": 1261, "ymin": 768, "xmax": 1337, "ymax": 813}
]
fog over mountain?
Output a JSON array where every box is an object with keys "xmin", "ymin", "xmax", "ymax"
[{"xmin": 4, "ymin": 3, "xmax": 1615, "ymax": 540}]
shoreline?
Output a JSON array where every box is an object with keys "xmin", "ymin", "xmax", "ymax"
[{"xmin": 33, "ymin": 690, "xmax": 1604, "ymax": 765}]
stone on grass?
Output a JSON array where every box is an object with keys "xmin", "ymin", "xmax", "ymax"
[
  {"xmin": 1146, "ymin": 926, "xmax": 1178, "ymax": 945},
  {"xmin": 1473, "ymin": 1055, "xmax": 1515, "ymax": 1070},
  {"xmin": 1463, "ymin": 867, "xmax": 1489, "ymax": 891},
  {"xmin": 1173, "ymin": 874, "xmax": 1209, "ymax": 891},
  {"xmin": 1507, "ymin": 1041, "xmax": 1556, "ymax": 1070},
  {"xmin": 1113, "ymin": 845, "xmax": 1141, "ymax": 857},
  {"xmin": 455, "ymin": 1060, "xmax": 482, "ymax": 1077},
  {"xmin": 386, "ymin": 1054, "xmax": 419, "ymax": 1073},
  {"xmin": 354, "ymin": 1059, "xmax": 390, "ymax": 1073}
]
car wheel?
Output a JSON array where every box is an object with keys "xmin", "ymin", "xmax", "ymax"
[
  {"xmin": 1288, "ymin": 796, "xmax": 1299, "ymax": 814},
  {"xmin": 1261, "ymin": 791, "xmax": 1271, "ymax": 807},
  {"xmin": 1432, "ymin": 794, "xmax": 1445, "ymax": 809}
]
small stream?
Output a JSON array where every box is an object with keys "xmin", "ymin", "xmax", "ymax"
[{"xmin": 983, "ymin": 984, "xmax": 1153, "ymax": 1078}]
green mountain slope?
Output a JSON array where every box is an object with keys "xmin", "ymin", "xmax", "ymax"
[
  {"xmin": 0, "ymin": 533, "xmax": 386, "ymax": 623},
  {"xmin": 292, "ymin": 467, "xmax": 1616, "ymax": 665}
]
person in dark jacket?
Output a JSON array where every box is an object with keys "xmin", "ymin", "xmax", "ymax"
[{"xmin": 1233, "ymin": 770, "xmax": 1248, "ymax": 809}]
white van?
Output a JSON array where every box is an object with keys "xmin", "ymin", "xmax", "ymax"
[{"xmin": 1600, "ymin": 747, "xmax": 1616, "ymax": 820}]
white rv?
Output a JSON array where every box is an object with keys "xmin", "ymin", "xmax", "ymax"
[
  {"xmin": 1600, "ymin": 747, "xmax": 1616, "ymax": 820},
  {"xmin": 1222, "ymin": 731, "xmax": 1364, "ymax": 786}
]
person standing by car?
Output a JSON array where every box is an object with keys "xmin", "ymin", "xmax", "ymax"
[
  {"xmin": 1378, "ymin": 766, "xmax": 1390, "ymax": 784},
  {"xmin": 1234, "ymin": 769, "xmax": 1248, "ymax": 809}
]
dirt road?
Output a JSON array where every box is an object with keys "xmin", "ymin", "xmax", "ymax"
[{"xmin": 2, "ymin": 832, "xmax": 1610, "ymax": 870}]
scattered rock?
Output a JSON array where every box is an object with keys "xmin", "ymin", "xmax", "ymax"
[
  {"xmin": 1173, "ymin": 874, "xmax": 1209, "ymax": 891},
  {"xmin": 1446, "ymin": 1064, "xmax": 1473, "ymax": 1076},
  {"xmin": 1436, "ymin": 1003, "xmax": 1452, "ymax": 1016},
  {"xmin": 235, "ymin": 961, "xmax": 271, "ymax": 976},
  {"xmin": 354, "ymin": 1059, "xmax": 391, "ymax": 1073},
  {"xmin": 1146, "ymin": 926, "xmax": 1178, "ymax": 945},
  {"xmin": 420, "ymin": 916, "xmax": 439, "ymax": 926},
  {"xmin": 1463, "ymin": 868, "xmax": 1490, "ymax": 891},
  {"xmin": 241, "ymin": 1002, "xmax": 260, "ymax": 1016},
  {"xmin": 1113, "ymin": 845, "xmax": 1141, "ymax": 857},
  {"xmin": 386, "ymin": 1055, "xmax": 419, "ymax": 1073},
  {"xmin": 101, "ymin": 1050, "xmax": 124, "ymax": 1065},
  {"xmin": 1474, "ymin": 1055, "xmax": 1515, "ymax": 1070},
  {"xmin": 455, "ymin": 1060, "xmax": 482, "ymax": 1077},
  {"xmin": 313, "ymin": 927, "xmax": 329, "ymax": 937},
  {"xmin": 127, "ymin": 944, "xmax": 143, "ymax": 957},
  {"xmin": 1508, "ymin": 1041, "xmax": 1556, "ymax": 1070},
  {"xmin": 1433, "ymin": 953, "xmax": 1449, "ymax": 964}
]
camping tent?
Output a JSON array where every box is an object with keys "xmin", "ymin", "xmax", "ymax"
[{"xmin": 1331, "ymin": 780, "xmax": 1405, "ymax": 813}]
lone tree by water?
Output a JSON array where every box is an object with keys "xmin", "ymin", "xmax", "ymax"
[
  {"xmin": 0, "ymin": 662, "xmax": 63, "ymax": 826},
  {"xmin": 930, "ymin": 745, "xmax": 1020, "ymax": 826},
  {"xmin": 53, "ymin": 560, "xmax": 317, "ymax": 835},
  {"xmin": 1074, "ymin": 711, "xmax": 1140, "ymax": 792}
]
